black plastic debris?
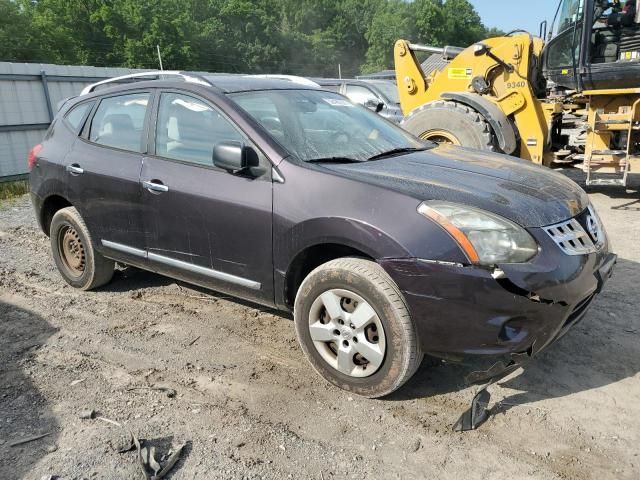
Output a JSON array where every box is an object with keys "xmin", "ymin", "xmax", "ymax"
[
  {"xmin": 132, "ymin": 432, "xmax": 186, "ymax": 480},
  {"xmin": 453, "ymin": 386, "xmax": 491, "ymax": 432}
]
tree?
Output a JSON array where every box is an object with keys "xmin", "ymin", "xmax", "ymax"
[
  {"xmin": 2, "ymin": 0, "xmax": 503, "ymax": 76},
  {"xmin": 439, "ymin": 0, "xmax": 486, "ymax": 46},
  {"xmin": 484, "ymin": 26, "xmax": 506, "ymax": 39},
  {"xmin": 413, "ymin": 0, "xmax": 487, "ymax": 48},
  {"xmin": 0, "ymin": 0, "xmax": 36, "ymax": 62},
  {"xmin": 362, "ymin": 0, "xmax": 412, "ymax": 73}
]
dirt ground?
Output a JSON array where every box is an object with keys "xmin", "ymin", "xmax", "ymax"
[{"xmin": 1, "ymin": 170, "xmax": 639, "ymax": 480}]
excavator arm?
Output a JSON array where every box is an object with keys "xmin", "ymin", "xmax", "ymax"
[{"xmin": 394, "ymin": 37, "xmax": 558, "ymax": 164}]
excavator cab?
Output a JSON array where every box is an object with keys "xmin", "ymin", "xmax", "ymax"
[
  {"xmin": 544, "ymin": 0, "xmax": 640, "ymax": 90},
  {"xmin": 394, "ymin": 0, "xmax": 640, "ymax": 187}
]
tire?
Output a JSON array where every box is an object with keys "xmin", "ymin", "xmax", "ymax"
[
  {"xmin": 50, "ymin": 207, "xmax": 114, "ymax": 290},
  {"xmin": 294, "ymin": 257, "xmax": 423, "ymax": 398},
  {"xmin": 401, "ymin": 100, "xmax": 496, "ymax": 151}
]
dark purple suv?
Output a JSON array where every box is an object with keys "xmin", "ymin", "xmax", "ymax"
[{"xmin": 28, "ymin": 72, "xmax": 616, "ymax": 399}]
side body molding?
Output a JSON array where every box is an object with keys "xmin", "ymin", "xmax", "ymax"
[{"xmin": 101, "ymin": 240, "xmax": 261, "ymax": 290}]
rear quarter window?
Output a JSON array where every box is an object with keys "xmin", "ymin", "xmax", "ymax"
[{"xmin": 64, "ymin": 102, "xmax": 94, "ymax": 132}]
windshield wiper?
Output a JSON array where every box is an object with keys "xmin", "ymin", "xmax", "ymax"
[
  {"xmin": 306, "ymin": 156, "xmax": 366, "ymax": 164},
  {"xmin": 367, "ymin": 147, "xmax": 428, "ymax": 161}
]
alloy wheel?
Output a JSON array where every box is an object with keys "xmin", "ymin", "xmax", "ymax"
[{"xmin": 307, "ymin": 289, "xmax": 386, "ymax": 378}]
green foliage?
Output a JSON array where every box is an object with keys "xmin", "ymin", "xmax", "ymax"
[
  {"xmin": 362, "ymin": 0, "xmax": 412, "ymax": 74},
  {"xmin": 413, "ymin": 0, "xmax": 489, "ymax": 47},
  {"xmin": 1, "ymin": 0, "xmax": 506, "ymax": 75},
  {"xmin": 0, "ymin": 180, "xmax": 29, "ymax": 202},
  {"xmin": 0, "ymin": 0, "xmax": 38, "ymax": 61}
]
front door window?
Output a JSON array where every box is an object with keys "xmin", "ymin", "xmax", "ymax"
[{"xmin": 155, "ymin": 92, "xmax": 244, "ymax": 166}]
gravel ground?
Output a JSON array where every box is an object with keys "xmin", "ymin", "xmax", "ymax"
[{"xmin": 1, "ymin": 170, "xmax": 639, "ymax": 480}]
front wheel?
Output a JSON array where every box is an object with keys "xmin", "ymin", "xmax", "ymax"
[{"xmin": 294, "ymin": 257, "xmax": 423, "ymax": 398}]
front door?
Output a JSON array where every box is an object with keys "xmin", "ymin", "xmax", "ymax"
[
  {"xmin": 141, "ymin": 91, "xmax": 274, "ymax": 305},
  {"xmin": 64, "ymin": 91, "xmax": 151, "ymax": 255}
]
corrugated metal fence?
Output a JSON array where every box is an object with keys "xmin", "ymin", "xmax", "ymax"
[{"xmin": 0, "ymin": 62, "xmax": 144, "ymax": 181}]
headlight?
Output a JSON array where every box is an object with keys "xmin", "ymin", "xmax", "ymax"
[{"xmin": 417, "ymin": 201, "xmax": 538, "ymax": 265}]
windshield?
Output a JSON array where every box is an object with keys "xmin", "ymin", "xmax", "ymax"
[
  {"xmin": 554, "ymin": 0, "xmax": 584, "ymax": 34},
  {"xmin": 365, "ymin": 80, "xmax": 400, "ymax": 104},
  {"xmin": 229, "ymin": 89, "xmax": 425, "ymax": 162}
]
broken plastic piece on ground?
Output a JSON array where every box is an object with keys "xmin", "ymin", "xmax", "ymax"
[
  {"xmin": 465, "ymin": 350, "xmax": 531, "ymax": 385},
  {"xmin": 85, "ymin": 414, "xmax": 186, "ymax": 476},
  {"xmin": 454, "ymin": 350, "xmax": 533, "ymax": 432},
  {"xmin": 133, "ymin": 431, "xmax": 186, "ymax": 480},
  {"xmin": 453, "ymin": 386, "xmax": 491, "ymax": 432}
]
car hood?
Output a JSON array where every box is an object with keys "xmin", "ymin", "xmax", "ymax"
[{"xmin": 321, "ymin": 144, "xmax": 589, "ymax": 228}]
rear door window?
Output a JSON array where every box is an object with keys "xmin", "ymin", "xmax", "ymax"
[{"xmin": 89, "ymin": 93, "xmax": 150, "ymax": 152}]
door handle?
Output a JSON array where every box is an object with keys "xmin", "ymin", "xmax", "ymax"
[
  {"xmin": 65, "ymin": 164, "xmax": 84, "ymax": 175},
  {"xmin": 142, "ymin": 180, "xmax": 169, "ymax": 193}
]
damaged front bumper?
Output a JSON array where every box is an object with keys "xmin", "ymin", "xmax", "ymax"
[
  {"xmin": 381, "ymin": 232, "xmax": 615, "ymax": 431},
  {"xmin": 380, "ymin": 228, "xmax": 617, "ymax": 377}
]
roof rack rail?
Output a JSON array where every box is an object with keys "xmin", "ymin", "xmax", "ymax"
[
  {"xmin": 80, "ymin": 70, "xmax": 212, "ymax": 95},
  {"xmin": 248, "ymin": 74, "xmax": 320, "ymax": 87}
]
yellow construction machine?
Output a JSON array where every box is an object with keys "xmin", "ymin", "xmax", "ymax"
[{"xmin": 395, "ymin": 0, "xmax": 640, "ymax": 186}]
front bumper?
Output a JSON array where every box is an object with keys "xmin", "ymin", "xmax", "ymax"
[{"xmin": 380, "ymin": 230, "xmax": 616, "ymax": 363}]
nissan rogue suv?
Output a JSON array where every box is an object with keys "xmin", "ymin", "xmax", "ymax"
[{"xmin": 29, "ymin": 72, "xmax": 615, "ymax": 399}]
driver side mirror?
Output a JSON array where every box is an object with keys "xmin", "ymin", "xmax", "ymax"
[
  {"xmin": 364, "ymin": 98, "xmax": 384, "ymax": 113},
  {"xmin": 213, "ymin": 141, "xmax": 261, "ymax": 176}
]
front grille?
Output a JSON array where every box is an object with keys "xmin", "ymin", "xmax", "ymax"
[
  {"xmin": 543, "ymin": 217, "xmax": 597, "ymax": 255},
  {"xmin": 543, "ymin": 205, "xmax": 605, "ymax": 256}
]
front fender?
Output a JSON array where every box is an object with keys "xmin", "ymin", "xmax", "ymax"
[
  {"xmin": 275, "ymin": 216, "xmax": 410, "ymax": 270},
  {"xmin": 273, "ymin": 216, "xmax": 411, "ymax": 309}
]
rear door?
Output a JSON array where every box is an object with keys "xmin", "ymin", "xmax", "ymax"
[
  {"xmin": 141, "ymin": 90, "xmax": 274, "ymax": 304},
  {"xmin": 64, "ymin": 91, "xmax": 151, "ymax": 256}
]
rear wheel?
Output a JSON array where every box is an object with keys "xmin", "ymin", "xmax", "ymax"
[
  {"xmin": 50, "ymin": 207, "xmax": 114, "ymax": 290},
  {"xmin": 294, "ymin": 257, "xmax": 423, "ymax": 398},
  {"xmin": 402, "ymin": 100, "xmax": 496, "ymax": 151}
]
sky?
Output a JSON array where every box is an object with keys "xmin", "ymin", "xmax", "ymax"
[{"xmin": 470, "ymin": 0, "xmax": 560, "ymax": 37}]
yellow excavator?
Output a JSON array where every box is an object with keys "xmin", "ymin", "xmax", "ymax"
[{"xmin": 395, "ymin": 0, "xmax": 640, "ymax": 186}]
